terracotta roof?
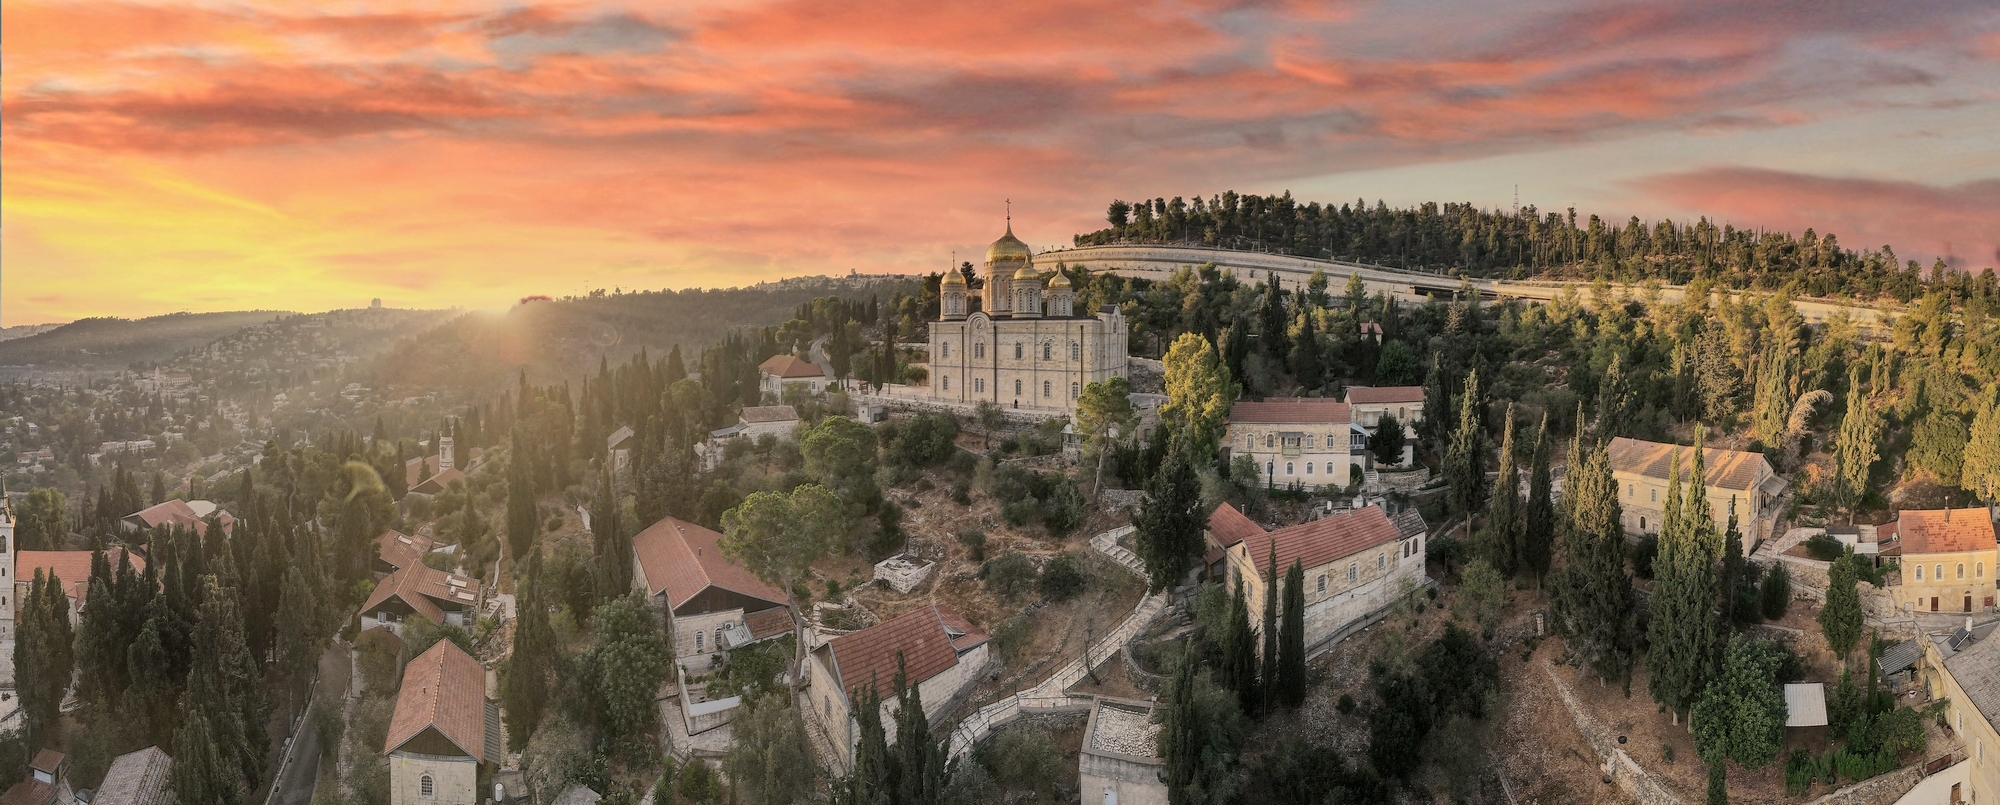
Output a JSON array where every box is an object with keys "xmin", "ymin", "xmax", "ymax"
[
  {"xmin": 360, "ymin": 562, "xmax": 480, "ymax": 626},
  {"xmin": 375, "ymin": 529, "xmax": 434, "ymax": 571},
  {"xmin": 1344, "ymin": 386, "xmax": 1426, "ymax": 405},
  {"xmin": 827, "ymin": 605, "xmax": 971, "ymax": 702},
  {"xmin": 759, "ymin": 355, "xmax": 824, "ymax": 379},
  {"xmin": 1227, "ymin": 398, "xmax": 1351, "ymax": 425},
  {"xmin": 744, "ymin": 606, "xmax": 796, "ymax": 641},
  {"xmin": 1390, "ymin": 508, "xmax": 1428, "ymax": 539},
  {"xmin": 18, "ymin": 549, "xmax": 146, "ymax": 612},
  {"xmin": 1236, "ymin": 506, "xmax": 1403, "ymax": 579},
  {"xmin": 124, "ymin": 499, "xmax": 233, "ymax": 537},
  {"xmin": 0, "ymin": 780, "xmax": 53, "ymax": 805},
  {"xmin": 1896, "ymin": 508, "xmax": 1998, "ymax": 556},
  {"xmin": 1207, "ymin": 503, "xmax": 1266, "ymax": 547},
  {"xmin": 740, "ymin": 405, "xmax": 801, "ymax": 425},
  {"xmin": 93, "ymin": 746, "xmax": 173, "ymax": 805},
  {"xmin": 409, "ymin": 467, "xmax": 469, "ymax": 497},
  {"xmin": 404, "ymin": 449, "xmax": 483, "ymax": 489},
  {"xmin": 385, "ymin": 640, "xmax": 492, "ymax": 763},
  {"xmin": 934, "ymin": 607, "xmax": 992, "ymax": 652},
  {"xmin": 27, "ymin": 751, "xmax": 61, "ymax": 775},
  {"xmin": 631, "ymin": 515, "xmax": 787, "ymax": 611},
  {"xmin": 1606, "ymin": 437, "xmax": 1770, "ymax": 492}
]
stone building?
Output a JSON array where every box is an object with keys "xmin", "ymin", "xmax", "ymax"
[
  {"xmin": 384, "ymin": 640, "xmax": 499, "ymax": 805},
  {"xmin": 1606, "ymin": 437, "xmax": 1787, "ymax": 554},
  {"xmin": 808, "ymin": 605, "xmax": 989, "ymax": 770},
  {"xmin": 630, "ymin": 515, "xmax": 794, "ymax": 667},
  {"xmin": 1223, "ymin": 398, "xmax": 1362, "ymax": 488},
  {"xmin": 1205, "ymin": 502, "xmax": 1427, "ymax": 655},
  {"xmin": 1079, "ymin": 697, "xmax": 1165, "ymax": 805},
  {"xmin": 926, "ymin": 221, "xmax": 1128, "ymax": 413},
  {"xmin": 1886, "ymin": 507, "xmax": 1998, "ymax": 615},
  {"xmin": 357, "ymin": 562, "xmax": 482, "ymax": 639},
  {"xmin": 1919, "ymin": 618, "xmax": 2000, "ymax": 805}
]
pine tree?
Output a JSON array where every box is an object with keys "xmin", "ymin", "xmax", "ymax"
[
  {"xmin": 1486, "ymin": 405, "xmax": 1523, "ymax": 576},
  {"xmin": 1134, "ymin": 440, "xmax": 1204, "ymax": 592},
  {"xmin": 1522, "ymin": 413, "xmax": 1555, "ymax": 587},
  {"xmin": 1647, "ymin": 444, "xmax": 1719, "ymax": 724},
  {"xmin": 1279, "ymin": 560, "xmax": 1307, "ymax": 709},
  {"xmin": 1551, "ymin": 436, "xmax": 1637, "ymax": 685},
  {"xmin": 1444, "ymin": 369, "xmax": 1488, "ymax": 518},
  {"xmin": 1820, "ymin": 550, "xmax": 1864, "ymax": 657}
]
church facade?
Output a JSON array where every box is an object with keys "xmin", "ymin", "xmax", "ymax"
[{"xmin": 927, "ymin": 222, "xmax": 1128, "ymax": 414}]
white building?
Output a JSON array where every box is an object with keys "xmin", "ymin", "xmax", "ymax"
[
  {"xmin": 808, "ymin": 605, "xmax": 990, "ymax": 770},
  {"xmin": 1343, "ymin": 386, "xmax": 1425, "ymax": 466},
  {"xmin": 759, "ymin": 355, "xmax": 827, "ymax": 397},
  {"xmin": 1224, "ymin": 398, "xmax": 1362, "ymax": 489},
  {"xmin": 925, "ymin": 222, "xmax": 1129, "ymax": 414},
  {"xmin": 1205, "ymin": 502, "xmax": 1428, "ymax": 655}
]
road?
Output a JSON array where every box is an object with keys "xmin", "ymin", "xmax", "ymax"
[
  {"xmin": 1039, "ymin": 243, "xmax": 1895, "ymax": 330},
  {"xmin": 265, "ymin": 644, "xmax": 353, "ymax": 805}
]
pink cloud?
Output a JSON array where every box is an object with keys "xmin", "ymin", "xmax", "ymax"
[{"xmin": 1640, "ymin": 167, "xmax": 2000, "ymax": 269}]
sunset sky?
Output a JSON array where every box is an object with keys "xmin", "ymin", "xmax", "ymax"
[{"xmin": 6, "ymin": 0, "xmax": 2000, "ymax": 324}]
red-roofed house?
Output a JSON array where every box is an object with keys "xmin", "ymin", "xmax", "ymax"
[
  {"xmin": 0, "ymin": 749, "xmax": 70, "ymax": 805},
  {"xmin": 120, "ymin": 498, "xmax": 234, "ymax": 537},
  {"xmin": 16, "ymin": 548, "xmax": 147, "ymax": 628},
  {"xmin": 1225, "ymin": 398, "xmax": 1361, "ymax": 488},
  {"xmin": 374, "ymin": 529, "xmax": 435, "ymax": 577},
  {"xmin": 631, "ymin": 515, "xmax": 794, "ymax": 665},
  {"xmin": 758, "ymin": 355, "xmax": 826, "ymax": 397},
  {"xmin": 384, "ymin": 640, "xmax": 499, "ymax": 805},
  {"xmin": 808, "ymin": 604, "xmax": 990, "ymax": 770},
  {"xmin": 358, "ymin": 562, "xmax": 483, "ymax": 638},
  {"xmin": 1886, "ymin": 508, "xmax": 1999, "ymax": 614},
  {"xmin": 1207, "ymin": 503, "xmax": 1427, "ymax": 655}
]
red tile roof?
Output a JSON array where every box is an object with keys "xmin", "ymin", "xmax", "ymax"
[
  {"xmin": 0, "ymin": 780, "xmax": 53, "ymax": 805},
  {"xmin": 1344, "ymin": 386, "xmax": 1426, "ymax": 405},
  {"xmin": 375, "ymin": 529, "xmax": 434, "ymax": 571},
  {"xmin": 1896, "ymin": 508, "xmax": 1998, "ymax": 556},
  {"xmin": 744, "ymin": 606, "xmax": 796, "ymax": 642},
  {"xmin": 1207, "ymin": 503, "xmax": 1266, "ymax": 548},
  {"xmin": 1230, "ymin": 506, "xmax": 1404, "ymax": 580},
  {"xmin": 739, "ymin": 405, "xmax": 801, "ymax": 424},
  {"xmin": 409, "ymin": 467, "xmax": 469, "ymax": 497},
  {"xmin": 827, "ymin": 605, "xmax": 972, "ymax": 702},
  {"xmin": 385, "ymin": 640, "xmax": 490, "ymax": 762},
  {"xmin": 124, "ymin": 500, "xmax": 234, "ymax": 536},
  {"xmin": 1228, "ymin": 398, "xmax": 1351, "ymax": 425},
  {"xmin": 28, "ymin": 751, "xmax": 62, "ymax": 775},
  {"xmin": 759, "ymin": 355, "xmax": 824, "ymax": 379},
  {"xmin": 631, "ymin": 515, "xmax": 787, "ymax": 611},
  {"xmin": 18, "ymin": 549, "xmax": 146, "ymax": 612},
  {"xmin": 404, "ymin": 449, "xmax": 483, "ymax": 490},
  {"xmin": 1606, "ymin": 437, "xmax": 1770, "ymax": 492},
  {"xmin": 360, "ymin": 562, "xmax": 479, "ymax": 626}
]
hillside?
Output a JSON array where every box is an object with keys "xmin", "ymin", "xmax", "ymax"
[
  {"xmin": 364, "ymin": 275, "xmax": 919, "ymax": 391},
  {"xmin": 0, "ymin": 323, "xmax": 65, "ymax": 342},
  {"xmin": 0, "ymin": 310, "xmax": 290, "ymax": 367}
]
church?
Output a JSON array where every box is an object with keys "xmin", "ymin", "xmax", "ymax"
[{"xmin": 927, "ymin": 220, "xmax": 1128, "ymax": 414}]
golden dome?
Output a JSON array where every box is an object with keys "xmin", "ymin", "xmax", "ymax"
[
  {"xmin": 1013, "ymin": 266, "xmax": 1040, "ymax": 281},
  {"xmin": 1047, "ymin": 272, "xmax": 1071, "ymax": 288},
  {"xmin": 942, "ymin": 270, "xmax": 966, "ymax": 286},
  {"xmin": 986, "ymin": 223, "xmax": 1031, "ymax": 263}
]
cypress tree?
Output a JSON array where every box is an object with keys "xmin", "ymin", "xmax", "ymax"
[
  {"xmin": 1259, "ymin": 276, "xmax": 1287, "ymax": 361},
  {"xmin": 1551, "ymin": 435, "xmax": 1638, "ymax": 685},
  {"xmin": 1647, "ymin": 444, "xmax": 1720, "ymax": 724},
  {"xmin": 18, "ymin": 570, "xmax": 74, "ymax": 748},
  {"xmin": 1134, "ymin": 440, "xmax": 1204, "ymax": 592},
  {"xmin": 1444, "ymin": 369, "xmax": 1488, "ymax": 518},
  {"xmin": 1963, "ymin": 383, "xmax": 2000, "ymax": 504},
  {"xmin": 1486, "ymin": 405, "xmax": 1523, "ymax": 576},
  {"xmin": 1596, "ymin": 353, "xmax": 1632, "ymax": 439},
  {"xmin": 1260, "ymin": 543, "xmax": 1279, "ymax": 712},
  {"xmin": 592, "ymin": 465, "xmax": 632, "ymax": 602},
  {"xmin": 1279, "ymin": 560, "xmax": 1307, "ymax": 708},
  {"xmin": 892, "ymin": 655, "xmax": 944, "ymax": 805},
  {"xmin": 1832, "ymin": 367, "xmax": 1880, "ymax": 516},
  {"xmin": 1705, "ymin": 758, "xmax": 1728, "ymax": 805},
  {"xmin": 1162, "ymin": 654, "xmax": 1201, "ymax": 805},
  {"xmin": 1290, "ymin": 311, "xmax": 1323, "ymax": 388},
  {"xmin": 503, "ymin": 552, "xmax": 553, "ymax": 751},
  {"xmin": 847, "ymin": 678, "xmax": 892, "ymax": 805},
  {"xmin": 506, "ymin": 430, "xmax": 538, "ymax": 561},
  {"xmin": 1219, "ymin": 577, "xmax": 1259, "ymax": 713},
  {"xmin": 171, "ymin": 712, "xmax": 239, "ymax": 805},
  {"xmin": 1820, "ymin": 550, "xmax": 1864, "ymax": 657},
  {"xmin": 1417, "ymin": 354, "xmax": 1451, "ymax": 459},
  {"xmin": 1522, "ymin": 413, "xmax": 1555, "ymax": 587}
]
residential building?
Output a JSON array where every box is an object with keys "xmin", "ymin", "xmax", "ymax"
[
  {"xmin": 808, "ymin": 605, "xmax": 990, "ymax": 770},
  {"xmin": 1223, "ymin": 398, "xmax": 1361, "ymax": 488},
  {"xmin": 1205, "ymin": 502, "xmax": 1427, "ymax": 654},
  {"xmin": 759, "ymin": 355, "xmax": 827, "ymax": 397},
  {"xmin": 15, "ymin": 548, "xmax": 147, "ymax": 631},
  {"xmin": 91, "ymin": 746, "xmax": 172, "ymax": 805},
  {"xmin": 1079, "ymin": 697, "xmax": 1166, "ymax": 805},
  {"xmin": 1885, "ymin": 508, "xmax": 1998, "ymax": 615},
  {"xmin": 696, "ymin": 406, "xmax": 802, "ymax": 470},
  {"xmin": 1919, "ymin": 618, "xmax": 2000, "ymax": 805},
  {"xmin": 384, "ymin": 640, "xmax": 500, "ymax": 805},
  {"xmin": 1606, "ymin": 437, "xmax": 1787, "ymax": 554},
  {"xmin": 358, "ymin": 562, "xmax": 482, "ymax": 638},
  {"xmin": 631, "ymin": 515, "xmax": 794, "ymax": 666},
  {"xmin": 0, "ymin": 749, "xmax": 72, "ymax": 805},
  {"xmin": 1342, "ymin": 386, "xmax": 1425, "ymax": 467},
  {"xmin": 374, "ymin": 529, "xmax": 435, "ymax": 577},
  {"xmin": 926, "ymin": 222, "xmax": 1130, "ymax": 414},
  {"xmin": 120, "ymin": 499, "xmax": 234, "ymax": 537}
]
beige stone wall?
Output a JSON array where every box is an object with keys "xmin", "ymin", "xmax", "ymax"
[
  {"xmin": 1349, "ymin": 401, "xmax": 1422, "ymax": 428},
  {"xmin": 926, "ymin": 312, "xmax": 1127, "ymax": 414},
  {"xmin": 671, "ymin": 608, "xmax": 747, "ymax": 659},
  {"xmin": 1613, "ymin": 471, "xmax": 1768, "ymax": 549},
  {"xmin": 1079, "ymin": 754, "xmax": 1169, "ymax": 805},
  {"xmin": 1893, "ymin": 549, "xmax": 1998, "ymax": 614},
  {"xmin": 808, "ymin": 648, "xmax": 855, "ymax": 768},
  {"xmin": 1228, "ymin": 532, "xmax": 1424, "ymax": 650},
  {"xmin": 1226, "ymin": 423, "xmax": 1358, "ymax": 487},
  {"xmin": 1925, "ymin": 647, "xmax": 2000, "ymax": 805},
  {"xmin": 388, "ymin": 753, "xmax": 479, "ymax": 805}
]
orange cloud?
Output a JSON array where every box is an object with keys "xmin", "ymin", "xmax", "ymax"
[{"xmin": 1640, "ymin": 168, "xmax": 2000, "ymax": 269}]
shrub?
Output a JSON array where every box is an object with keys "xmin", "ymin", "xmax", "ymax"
[
  {"xmin": 981, "ymin": 552, "xmax": 1038, "ymax": 600},
  {"xmin": 992, "ymin": 615, "xmax": 1034, "ymax": 663},
  {"xmin": 1761, "ymin": 563, "xmax": 1792, "ymax": 620},
  {"xmin": 1805, "ymin": 533, "xmax": 1844, "ymax": 561},
  {"xmin": 545, "ymin": 513, "xmax": 564, "ymax": 532},
  {"xmin": 1629, "ymin": 534, "xmax": 1660, "ymax": 580},
  {"xmin": 1337, "ymin": 693, "xmax": 1356, "ymax": 714},
  {"xmin": 950, "ymin": 481, "xmax": 972, "ymax": 506},
  {"xmin": 1039, "ymin": 554, "xmax": 1088, "ymax": 602},
  {"xmin": 958, "ymin": 527, "xmax": 987, "ymax": 561}
]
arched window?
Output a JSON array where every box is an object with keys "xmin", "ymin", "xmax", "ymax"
[
  {"xmin": 1015, "ymin": 342, "xmax": 1023, "ymax": 359},
  {"xmin": 975, "ymin": 378, "xmax": 985, "ymax": 393},
  {"xmin": 1979, "ymin": 563, "xmax": 1986, "ymax": 579},
  {"xmin": 1071, "ymin": 382, "xmax": 1080, "ymax": 399},
  {"xmin": 714, "ymin": 628, "xmax": 723, "ymax": 648},
  {"xmin": 1958, "ymin": 563, "xmax": 1966, "ymax": 580},
  {"xmin": 1640, "ymin": 516, "xmax": 1647, "ymax": 531},
  {"xmin": 1043, "ymin": 343, "xmax": 1052, "ymax": 360},
  {"xmin": 695, "ymin": 631, "xmax": 704, "ymax": 651},
  {"xmin": 1247, "ymin": 435, "xmax": 1255, "ymax": 450},
  {"xmin": 1306, "ymin": 462, "xmax": 1314, "ymax": 475},
  {"xmin": 941, "ymin": 376, "xmax": 949, "ymax": 391},
  {"xmin": 1306, "ymin": 435, "xmax": 1315, "ymax": 448},
  {"xmin": 1317, "ymin": 575, "xmax": 1327, "ymax": 595},
  {"xmin": 421, "ymin": 775, "xmax": 435, "ymax": 797},
  {"xmin": 941, "ymin": 342, "xmax": 949, "ymax": 359},
  {"xmin": 1071, "ymin": 343, "xmax": 1080, "ymax": 360},
  {"xmin": 1015, "ymin": 379, "xmax": 1023, "ymax": 395},
  {"xmin": 1916, "ymin": 565, "xmax": 1924, "ymax": 581},
  {"xmin": 1936, "ymin": 564, "xmax": 1945, "ymax": 582},
  {"xmin": 1628, "ymin": 484, "xmax": 1635, "ymax": 498},
  {"xmin": 975, "ymin": 342, "xmax": 986, "ymax": 358},
  {"xmin": 1650, "ymin": 489, "xmax": 1657, "ymax": 502},
  {"xmin": 1266, "ymin": 434, "xmax": 1275, "ymax": 448},
  {"xmin": 1043, "ymin": 380, "xmax": 1051, "ymax": 397},
  {"xmin": 1285, "ymin": 462, "xmax": 1294, "ymax": 475}
]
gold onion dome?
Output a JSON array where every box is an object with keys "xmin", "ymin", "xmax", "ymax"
[
  {"xmin": 1014, "ymin": 266, "xmax": 1040, "ymax": 281},
  {"xmin": 942, "ymin": 270, "xmax": 966, "ymax": 285},
  {"xmin": 1047, "ymin": 272, "xmax": 1071, "ymax": 288},
  {"xmin": 987, "ymin": 224, "xmax": 1031, "ymax": 263}
]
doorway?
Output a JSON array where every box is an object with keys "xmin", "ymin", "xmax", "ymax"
[{"xmin": 1931, "ymin": 597, "xmax": 1939, "ymax": 612}]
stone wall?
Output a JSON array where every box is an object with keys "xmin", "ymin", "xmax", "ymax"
[{"xmin": 388, "ymin": 753, "xmax": 479, "ymax": 805}]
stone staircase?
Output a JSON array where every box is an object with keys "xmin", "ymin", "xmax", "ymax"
[{"xmin": 1089, "ymin": 525, "xmax": 1143, "ymax": 575}]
